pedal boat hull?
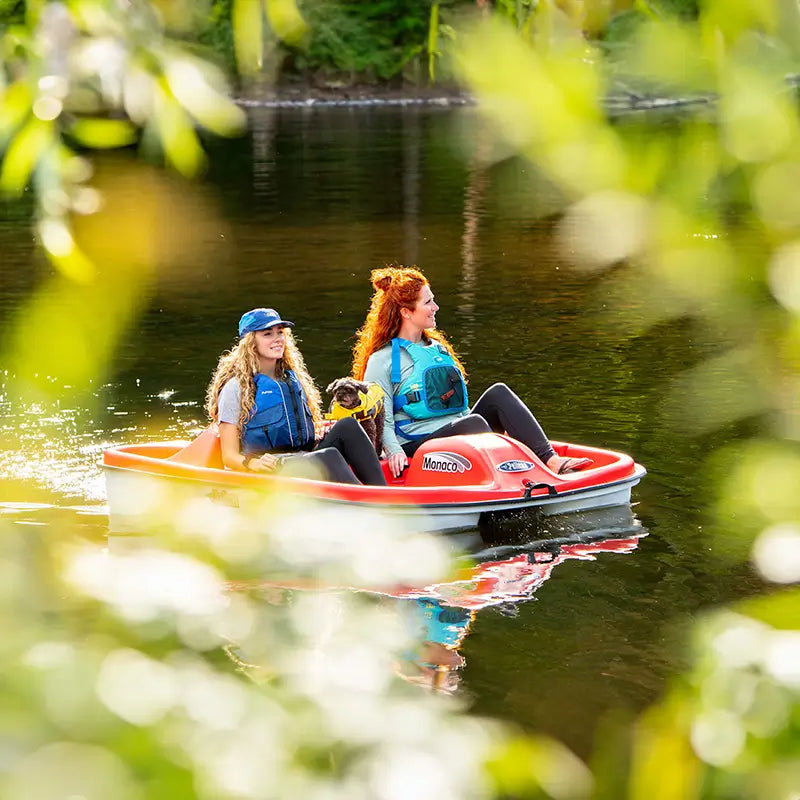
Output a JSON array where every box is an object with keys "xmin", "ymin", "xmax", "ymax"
[{"xmin": 103, "ymin": 430, "xmax": 646, "ymax": 534}]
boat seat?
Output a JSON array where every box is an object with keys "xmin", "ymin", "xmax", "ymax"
[{"xmin": 167, "ymin": 427, "xmax": 224, "ymax": 469}]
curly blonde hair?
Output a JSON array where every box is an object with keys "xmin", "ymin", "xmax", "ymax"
[
  {"xmin": 205, "ymin": 329, "xmax": 323, "ymax": 431},
  {"xmin": 351, "ymin": 266, "xmax": 467, "ymax": 381}
]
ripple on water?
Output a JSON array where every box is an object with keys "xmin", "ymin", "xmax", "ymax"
[{"xmin": 0, "ymin": 381, "xmax": 204, "ymax": 506}]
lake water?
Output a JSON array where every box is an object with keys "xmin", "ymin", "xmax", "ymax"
[{"xmin": 0, "ymin": 106, "xmax": 766, "ymax": 759}]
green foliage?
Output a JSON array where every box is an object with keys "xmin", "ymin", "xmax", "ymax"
[
  {"xmin": 602, "ymin": 9, "xmax": 649, "ymax": 49},
  {"xmin": 0, "ymin": 0, "xmax": 24, "ymax": 26},
  {"xmin": 451, "ymin": 3, "xmax": 800, "ymax": 791},
  {"xmin": 194, "ymin": 0, "xmax": 704, "ymax": 85},
  {"xmin": 602, "ymin": 0, "xmax": 699, "ymax": 59},
  {"xmin": 494, "ymin": 0, "xmax": 536, "ymax": 31},
  {"xmin": 653, "ymin": 0, "xmax": 698, "ymax": 17},
  {"xmin": 2, "ymin": 0, "xmax": 800, "ymax": 797},
  {"xmin": 287, "ymin": 0, "xmax": 434, "ymax": 82},
  {"xmin": 195, "ymin": 0, "xmax": 441, "ymax": 83},
  {"xmin": 0, "ymin": 496, "xmax": 568, "ymax": 800},
  {"xmin": 197, "ymin": 0, "xmax": 237, "ymax": 73},
  {"xmin": 0, "ymin": 0, "xmax": 248, "ymax": 288}
]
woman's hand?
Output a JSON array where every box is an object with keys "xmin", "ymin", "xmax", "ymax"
[
  {"xmin": 315, "ymin": 418, "xmax": 334, "ymax": 440},
  {"xmin": 245, "ymin": 453, "xmax": 280, "ymax": 472},
  {"xmin": 387, "ymin": 451, "xmax": 408, "ymax": 478}
]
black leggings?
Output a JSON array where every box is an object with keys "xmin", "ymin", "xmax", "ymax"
[
  {"xmin": 401, "ymin": 383, "xmax": 556, "ymax": 463},
  {"xmin": 282, "ymin": 417, "xmax": 386, "ymax": 485}
]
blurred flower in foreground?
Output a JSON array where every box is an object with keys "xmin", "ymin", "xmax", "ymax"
[
  {"xmin": 4, "ymin": 742, "xmax": 143, "ymax": 800},
  {"xmin": 753, "ymin": 524, "xmax": 800, "ymax": 584},
  {"xmin": 626, "ymin": 606, "xmax": 800, "ymax": 798},
  {"xmin": 1, "ymin": 489, "xmax": 599, "ymax": 800}
]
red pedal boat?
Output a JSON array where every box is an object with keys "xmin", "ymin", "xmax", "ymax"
[{"xmin": 103, "ymin": 428, "xmax": 646, "ymax": 534}]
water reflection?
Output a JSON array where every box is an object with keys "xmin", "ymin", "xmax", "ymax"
[
  {"xmin": 0, "ymin": 104, "xmax": 766, "ymax": 746},
  {"xmin": 458, "ymin": 134, "xmax": 490, "ymax": 333},
  {"xmin": 402, "ymin": 109, "xmax": 421, "ymax": 265},
  {"xmin": 0, "ymin": 377, "xmax": 204, "ymax": 504},
  {"xmin": 391, "ymin": 512, "xmax": 646, "ymax": 692},
  {"xmin": 396, "ymin": 599, "xmax": 472, "ymax": 692},
  {"xmin": 250, "ymin": 107, "xmax": 277, "ymax": 204},
  {"xmin": 235, "ymin": 508, "xmax": 647, "ymax": 695}
]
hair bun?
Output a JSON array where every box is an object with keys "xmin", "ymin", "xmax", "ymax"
[{"xmin": 371, "ymin": 268, "xmax": 394, "ymax": 292}]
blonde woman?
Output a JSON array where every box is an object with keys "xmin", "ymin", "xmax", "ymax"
[{"xmin": 206, "ymin": 308, "xmax": 386, "ymax": 485}]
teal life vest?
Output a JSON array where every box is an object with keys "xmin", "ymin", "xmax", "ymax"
[
  {"xmin": 401, "ymin": 598, "xmax": 473, "ymax": 667},
  {"xmin": 413, "ymin": 598, "xmax": 473, "ymax": 649},
  {"xmin": 391, "ymin": 337, "xmax": 468, "ymax": 439},
  {"xmin": 241, "ymin": 371, "xmax": 315, "ymax": 454}
]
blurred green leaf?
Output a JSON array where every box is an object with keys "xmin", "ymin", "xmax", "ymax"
[
  {"xmin": 0, "ymin": 80, "xmax": 32, "ymax": 145},
  {"xmin": 454, "ymin": 17, "xmax": 621, "ymax": 195},
  {"xmin": 485, "ymin": 734, "xmax": 592, "ymax": 799},
  {"xmin": 702, "ymin": 0, "xmax": 780, "ymax": 45},
  {"xmin": 713, "ymin": 441, "xmax": 800, "ymax": 541},
  {"xmin": 6, "ymin": 262, "xmax": 148, "ymax": 393},
  {"xmin": 232, "ymin": 0, "xmax": 264, "ymax": 75},
  {"xmin": 736, "ymin": 588, "xmax": 800, "ymax": 630},
  {"xmin": 67, "ymin": 118, "xmax": 139, "ymax": 149},
  {"xmin": 3, "ymin": 742, "xmax": 143, "ymax": 800},
  {"xmin": 163, "ymin": 56, "xmax": 246, "ymax": 135},
  {"xmin": 154, "ymin": 86, "xmax": 206, "ymax": 177},
  {"xmin": 0, "ymin": 117, "xmax": 52, "ymax": 194},
  {"xmin": 263, "ymin": 0, "xmax": 307, "ymax": 46},
  {"xmin": 23, "ymin": 0, "xmax": 43, "ymax": 27},
  {"xmin": 629, "ymin": 696, "xmax": 701, "ymax": 800},
  {"xmin": 37, "ymin": 218, "xmax": 97, "ymax": 282},
  {"xmin": 428, "ymin": 2, "xmax": 439, "ymax": 82},
  {"xmin": 719, "ymin": 66, "xmax": 798, "ymax": 163},
  {"xmin": 624, "ymin": 19, "xmax": 711, "ymax": 91}
]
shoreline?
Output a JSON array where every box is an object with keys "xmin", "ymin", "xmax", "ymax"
[
  {"xmin": 234, "ymin": 73, "xmax": 800, "ymax": 114},
  {"xmin": 235, "ymin": 83, "xmax": 475, "ymax": 108},
  {"xmin": 234, "ymin": 82, "xmax": 717, "ymax": 114}
]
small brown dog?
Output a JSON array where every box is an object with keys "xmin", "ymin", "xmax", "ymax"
[{"xmin": 326, "ymin": 377, "xmax": 385, "ymax": 457}]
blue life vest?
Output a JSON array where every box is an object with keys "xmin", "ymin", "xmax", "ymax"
[
  {"xmin": 241, "ymin": 371, "xmax": 315, "ymax": 454},
  {"xmin": 391, "ymin": 337, "xmax": 468, "ymax": 439}
]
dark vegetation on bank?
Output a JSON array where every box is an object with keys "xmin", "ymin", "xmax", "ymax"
[
  {"xmin": 1, "ymin": 0, "xmax": 699, "ymax": 93},
  {"xmin": 203, "ymin": 0, "xmax": 699, "ymax": 90}
]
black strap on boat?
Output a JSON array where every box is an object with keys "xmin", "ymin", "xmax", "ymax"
[{"xmin": 522, "ymin": 480, "xmax": 558, "ymax": 499}]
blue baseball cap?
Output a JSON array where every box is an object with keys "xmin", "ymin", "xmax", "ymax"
[{"xmin": 238, "ymin": 308, "xmax": 295, "ymax": 338}]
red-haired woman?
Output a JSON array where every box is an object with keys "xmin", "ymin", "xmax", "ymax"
[{"xmin": 352, "ymin": 267, "xmax": 590, "ymax": 478}]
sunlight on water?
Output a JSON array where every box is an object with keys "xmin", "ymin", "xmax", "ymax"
[{"xmin": 0, "ymin": 374, "xmax": 205, "ymax": 506}]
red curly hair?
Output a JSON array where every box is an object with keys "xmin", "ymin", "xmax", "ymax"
[{"xmin": 351, "ymin": 266, "xmax": 467, "ymax": 381}]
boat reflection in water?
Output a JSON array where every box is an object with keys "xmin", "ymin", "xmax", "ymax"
[
  {"xmin": 389, "ymin": 506, "xmax": 647, "ymax": 691},
  {"xmin": 229, "ymin": 506, "xmax": 647, "ymax": 694}
]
